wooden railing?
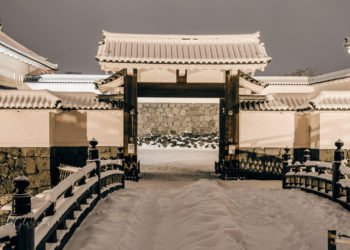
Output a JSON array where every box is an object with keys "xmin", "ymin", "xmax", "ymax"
[
  {"xmin": 283, "ymin": 140, "xmax": 350, "ymax": 211},
  {"xmin": 0, "ymin": 139, "xmax": 124, "ymax": 250},
  {"xmin": 328, "ymin": 230, "xmax": 350, "ymax": 250},
  {"xmin": 215, "ymin": 155, "xmax": 283, "ymax": 180}
]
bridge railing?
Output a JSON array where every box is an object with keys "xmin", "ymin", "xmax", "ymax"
[
  {"xmin": 328, "ymin": 230, "xmax": 350, "ymax": 250},
  {"xmin": 0, "ymin": 138, "xmax": 124, "ymax": 250},
  {"xmin": 215, "ymin": 154, "xmax": 283, "ymax": 180},
  {"xmin": 283, "ymin": 140, "xmax": 350, "ymax": 211}
]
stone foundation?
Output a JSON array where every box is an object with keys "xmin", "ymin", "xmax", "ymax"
[{"xmin": 0, "ymin": 147, "xmax": 51, "ymax": 206}]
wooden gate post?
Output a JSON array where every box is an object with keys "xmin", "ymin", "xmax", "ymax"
[
  {"xmin": 123, "ymin": 69, "xmax": 138, "ymax": 162},
  {"xmin": 223, "ymin": 70, "xmax": 240, "ymax": 177},
  {"xmin": 218, "ymin": 98, "xmax": 225, "ymax": 165}
]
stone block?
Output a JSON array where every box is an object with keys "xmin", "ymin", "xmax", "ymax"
[
  {"xmin": 0, "ymin": 194, "xmax": 12, "ymax": 206},
  {"xmin": 22, "ymin": 147, "xmax": 50, "ymax": 157},
  {"xmin": 28, "ymin": 171, "xmax": 51, "ymax": 189},
  {"xmin": 0, "ymin": 153, "xmax": 7, "ymax": 164},
  {"xmin": 15, "ymin": 158, "xmax": 24, "ymax": 168},
  {"xmin": 36, "ymin": 158, "xmax": 50, "ymax": 171},
  {"xmin": 25, "ymin": 157, "xmax": 37, "ymax": 174}
]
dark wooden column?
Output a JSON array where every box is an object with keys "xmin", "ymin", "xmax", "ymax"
[
  {"xmin": 224, "ymin": 71, "xmax": 239, "ymax": 163},
  {"xmin": 219, "ymin": 98, "xmax": 225, "ymax": 163},
  {"xmin": 123, "ymin": 69, "xmax": 138, "ymax": 161}
]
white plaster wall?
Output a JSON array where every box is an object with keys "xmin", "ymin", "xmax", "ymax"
[
  {"xmin": 138, "ymin": 68, "xmax": 226, "ymax": 83},
  {"xmin": 310, "ymin": 112, "xmax": 320, "ymax": 149},
  {"xmin": 187, "ymin": 69, "xmax": 225, "ymax": 83},
  {"xmin": 0, "ymin": 110, "xmax": 51, "ymax": 147},
  {"xmin": 52, "ymin": 110, "xmax": 88, "ymax": 147},
  {"xmin": 294, "ymin": 112, "xmax": 310, "ymax": 148},
  {"xmin": 87, "ymin": 110, "xmax": 124, "ymax": 147},
  {"xmin": 319, "ymin": 111, "xmax": 350, "ymax": 149},
  {"xmin": 239, "ymin": 111, "xmax": 295, "ymax": 148},
  {"xmin": 139, "ymin": 69, "xmax": 176, "ymax": 83}
]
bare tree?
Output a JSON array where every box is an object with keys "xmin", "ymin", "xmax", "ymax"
[{"xmin": 283, "ymin": 67, "xmax": 318, "ymax": 76}]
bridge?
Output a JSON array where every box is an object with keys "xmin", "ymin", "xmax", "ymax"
[{"xmin": 0, "ymin": 139, "xmax": 350, "ymax": 249}]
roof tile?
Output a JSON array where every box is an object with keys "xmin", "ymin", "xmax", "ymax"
[{"xmin": 96, "ymin": 31, "xmax": 271, "ymax": 65}]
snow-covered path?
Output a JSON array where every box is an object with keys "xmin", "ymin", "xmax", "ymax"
[{"xmin": 65, "ymin": 149, "xmax": 350, "ymax": 250}]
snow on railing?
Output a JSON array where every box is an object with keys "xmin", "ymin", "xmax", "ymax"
[
  {"xmin": 215, "ymin": 154, "xmax": 283, "ymax": 180},
  {"xmin": 328, "ymin": 230, "xmax": 350, "ymax": 250},
  {"xmin": 283, "ymin": 140, "xmax": 350, "ymax": 212},
  {"xmin": 0, "ymin": 139, "xmax": 125, "ymax": 250}
]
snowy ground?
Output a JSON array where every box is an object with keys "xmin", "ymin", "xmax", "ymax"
[{"xmin": 65, "ymin": 149, "xmax": 350, "ymax": 250}]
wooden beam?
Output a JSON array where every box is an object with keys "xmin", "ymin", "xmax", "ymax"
[{"xmin": 137, "ymin": 82, "xmax": 225, "ymax": 98}]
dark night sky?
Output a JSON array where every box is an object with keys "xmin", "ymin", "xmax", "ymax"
[{"xmin": 1, "ymin": 0, "xmax": 349, "ymax": 75}]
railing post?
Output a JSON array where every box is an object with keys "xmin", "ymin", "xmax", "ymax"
[
  {"xmin": 88, "ymin": 138, "xmax": 101, "ymax": 199},
  {"xmin": 332, "ymin": 139, "xmax": 344, "ymax": 201},
  {"xmin": 8, "ymin": 176, "xmax": 35, "ymax": 250},
  {"xmin": 303, "ymin": 148, "xmax": 311, "ymax": 163},
  {"xmin": 328, "ymin": 229, "xmax": 337, "ymax": 250},
  {"xmin": 282, "ymin": 147, "xmax": 291, "ymax": 188}
]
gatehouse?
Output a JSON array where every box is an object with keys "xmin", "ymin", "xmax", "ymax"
[{"xmin": 95, "ymin": 31, "xmax": 271, "ymax": 178}]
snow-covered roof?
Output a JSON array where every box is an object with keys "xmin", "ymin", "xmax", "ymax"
[
  {"xmin": 240, "ymin": 93, "xmax": 312, "ymax": 111},
  {"xmin": 256, "ymin": 68, "xmax": 350, "ymax": 86},
  {"xmin": 96, "ymin": 31, "xmax": 271, "ymax": 66},
  {"xmin": 310, "ymin": 91, "xmax": 350, "ymax": 110},
  {"xmin": 25, "ymin": 74, "xmax": 109, "ymax": 94},
  {"xmin": 256, "ymin": 76, "xmax": 309, "ymax": 86},
  {"xmin": 0, "ymin": 29, "xmax": 58, "ymax": 71},
  {"xmin": 25, "ymin": 74, "xmax": 109, "ymax": 83},
  {"xmin": 0, "ymin": 90, "xmax": 120, "ymax": 110}
]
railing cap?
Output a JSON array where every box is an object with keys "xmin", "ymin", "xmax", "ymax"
[
  {"xmin": 89, "ymin": 138, "xmax": 98, "ymax": 148},
  {"xmin": 284, "ymin": 146, "xmax": 290, "ymax": 153},
  {"xmin": 335, "ymin": 139, "xmax": 344, "ymax": 150},
  {"xmin": 13, "ymin": 175, "xmax": 30, "ymax": 194}
]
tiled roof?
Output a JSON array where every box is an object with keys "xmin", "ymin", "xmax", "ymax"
[
  {"xmin": 96, "ymin": 31, "xmax": 271, "ymax": 65},
  {"xmin": 53, "ymin": 92, "xmax": 116, "ymax": 110},
  {"xmin": 0, "ymin": 30, "xmax": 58, "ymax": 70},
  {"xmin": 240, "ymin": 94, "xmax": 312, "ymax": 111},
  {"xmin": 0, "ymin": 90, "xmax": 120, "ymax": 110},
  {"xmin": 310, "ymin": 91, "xmax": 350, "ymax": 110},
  {"xmin": 0, "ymin": 90, "xmax": 59, "ymax": 109},
  {"xmin": 256, "ymin": 76, "xmax": 309, "ymax": 86}
]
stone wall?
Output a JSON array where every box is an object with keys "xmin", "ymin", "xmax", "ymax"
[
  {"xmin": 0, "ymin": 147, "xmax": 51, "ymax": 207},
  {"xmin": 138, "ymin": 103, "xmax": 219, "ymax": 136}
]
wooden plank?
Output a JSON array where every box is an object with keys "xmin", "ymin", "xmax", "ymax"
[{"xmin": 137, "ymin": 82, "xmax": 225, "ymax": 98}]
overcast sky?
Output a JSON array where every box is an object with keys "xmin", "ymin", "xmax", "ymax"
[{"xmin": 1, "ymin": 0, "xmax": 349, "ymax": 75}]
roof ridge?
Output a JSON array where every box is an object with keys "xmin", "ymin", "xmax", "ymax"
[{"xmin": 102, "ymin": 30, "xmax": 261, "ymax": 41}]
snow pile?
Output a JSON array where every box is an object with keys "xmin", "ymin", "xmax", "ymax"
[
  {"xmin": 138, "ymin": 132, "xmax": 218, "ymax": 150},
  {"xmin": 65, "ymin": 179, "xmax": 350, "ymax": 250},
  {"xmin": 65, "ymin": 149, "xmax": 350, "ymax": 250},
  {"xmin": 154, "ymin": 180, "xmax": 244, "ymax": 250}
]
